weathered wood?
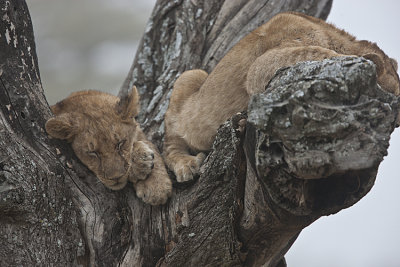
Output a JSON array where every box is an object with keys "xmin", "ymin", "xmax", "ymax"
[
  {"xmin": 241, "ymin": 57, "xmax": 398, "ymax": 266},
  {"xmin": 246, "ymin": 57, "xmax": 398, "ymax": 215},
  {"xmin": 0, "ymin": 1, "xmax": 83, "ymax": 265},
  {"xmin": 3, "ymin": 0, "xmax": 399, "ymax": 267}
]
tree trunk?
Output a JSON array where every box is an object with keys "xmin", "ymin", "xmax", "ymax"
[{"xmin": 1, "ymin": 1, "xmax": 398, "ymax": 267}]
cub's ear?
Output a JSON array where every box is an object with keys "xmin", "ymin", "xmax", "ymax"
[
  {"xmin": 45, "ymin": 113, "xmax": 77, "ymax": 141},
  {"xmin": 115, "ymin": 85, "xmax": 140, "ymax": 120},
  {"xmin": 390, "ymin": 58, "xmax": 398, "ymax": 71},
  {"xmin": 363, "ymin": 53, "xmax": 384, "ymax": 75}
]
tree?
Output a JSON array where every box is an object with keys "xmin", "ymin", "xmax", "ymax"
[{"xmin": 0, "ymin": 0, "xmax": 398, "ymax": 266}]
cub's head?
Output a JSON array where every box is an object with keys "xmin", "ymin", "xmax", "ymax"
[
  {"xmin": 363, "ymin": 52, "xmax": 400, "ymax": 96},
  {"xmin": 363, "ymin": 51, "xmax": 400, "ymax": 125},
  {"xmin": 46, "ymin": 88, "xmax": 140, "ymax": 190}
]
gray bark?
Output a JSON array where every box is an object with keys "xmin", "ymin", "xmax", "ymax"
[
  {"xmin": 0, "ymin": 1, "xmax": 84, "ymax": 266},
  {"xmin": 2, "ymin": 0, "xmax": 398, "ymax": 267}
]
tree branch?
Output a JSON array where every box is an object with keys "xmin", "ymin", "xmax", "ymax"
[
  {"xmin": 241, "ymin": 57, "xmax": 398, "ymax": 266},
  {"xmin": 0, "ymin": 1, "xmax": 84, "ymax": 265}
]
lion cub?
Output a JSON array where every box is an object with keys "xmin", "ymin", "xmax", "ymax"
[
  {"xmin": 46, "ymin": 88, "xmax": 172, "ymax": 205},
  {"xmin": 164, "ymin": 12, "xmax": 400, "ymax": 182}
]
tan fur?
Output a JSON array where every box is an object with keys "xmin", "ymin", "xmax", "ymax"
[
  {"xmin": 46, "ymin": 89, "xmax": 172, "ymax": 205},
  {"xmin": 164, "ymin": 12, "xmax": 400, "ymax": 182}
]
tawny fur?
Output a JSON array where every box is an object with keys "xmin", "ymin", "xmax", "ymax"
[
  {"xmin": 164, "ymin": 12, "xmax": 400, "ymax": 182},
  {"xmin": 46, "ymin": 89, "xmax": 172, "ymax": 205}
]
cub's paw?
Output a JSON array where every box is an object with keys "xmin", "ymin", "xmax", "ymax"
[
  {"xmin": 173, "ymin": 153, "xmax": 206, "ymax": 183},
  {"xmin": 132, "ymin": 141, "xmax": 154, "ymax": 180},
  {"xmin": 135, "ymin": 176, "xmax": 172, "ymax": 205}
]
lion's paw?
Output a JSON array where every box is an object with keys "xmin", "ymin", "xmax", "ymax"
[
  {"xmin": 135, "ymin": 176, "xmax": 172, "ymax": 205},
  {"xmin": 132, "ymin": 141, "xmax": 155, "ymax": 180},
  {"xmin": 173, "ymin": 153, "xmax": 206, "ymax": 183}
]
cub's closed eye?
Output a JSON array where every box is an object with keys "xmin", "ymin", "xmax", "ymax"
[
  {"xmin": 116, "ymin": 140, "xmax": 126, "ymax": 151},
  {"xmin": 88, "ymin": 151, "xmax": 99, "ymax": 158}
]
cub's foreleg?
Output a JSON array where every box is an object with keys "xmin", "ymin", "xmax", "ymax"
[
  {"xmin": 130, "ymin": 140, "xmax": 155, "ymax": 181},
  {"xmin": 246, "ymin": 46, "xmax": 341, "ymax": 95},
  {"xmin": 164, "ymin": 70, "xmax": 208, "ymax": 182},
  {"xmin": 134, "ymin": 147, "xmax": 172, "ymax": 205}
]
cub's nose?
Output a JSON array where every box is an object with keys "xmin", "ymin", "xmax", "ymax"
[
  {"xmin": 103, "ymin": 157, "xmax": 127, "ymax": 180},
  {"xmin": 105, "ymin": 167, "xmax": 126, "ymax": 181}
]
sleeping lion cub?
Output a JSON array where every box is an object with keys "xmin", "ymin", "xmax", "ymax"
[
  {"xmin": 46, "ymin": 88, "xmax": 172, "ymax": 205},
  {"xmin": 164, "ymin": 12, "xmax": 400, "ymax": 182}
]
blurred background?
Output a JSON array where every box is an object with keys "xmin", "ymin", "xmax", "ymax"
[
  {"xmin": 27, "ymin": 0, "xmax": 400, "ymax": 266},
  {"xmin": 27, "ymin": 0, "xmax": 156, "ymax": 104}
]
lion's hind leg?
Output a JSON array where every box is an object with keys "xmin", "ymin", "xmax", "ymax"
[
  {"xmin": 246, "ymin": 46, "xmax": 341, "ymax": 95},
  {"xmin": 164, "ymin": 69, "xmax": 208, "ymax": 182},
  {"xmin": 168, "ymin": 69, "xmax": 208, "ymax": 113}
]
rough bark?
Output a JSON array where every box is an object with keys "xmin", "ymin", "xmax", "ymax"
[
  {"xmin": 241, "ymin": 57, "xmax": 398, "ymax": 266},
  {"xmin": 1, "ymin": 1, "xmax": 399, "ymax": 267},
  {"xmin": 0, "ymin": 1, "xmax": 84, "ymax": 265}
]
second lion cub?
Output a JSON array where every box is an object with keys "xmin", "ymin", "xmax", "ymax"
[{"xmin": 164, "ymin": 12, "xmax": 400, "ymax": 182}]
